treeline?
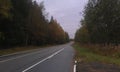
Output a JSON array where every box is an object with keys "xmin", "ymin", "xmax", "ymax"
[
  {"xmin": 75, "ymin": 0, "xmax": 120, "ymax": 46},
  {"xmin": 0, "ymin": 0, "xmax": 69, "ymax": 48}
]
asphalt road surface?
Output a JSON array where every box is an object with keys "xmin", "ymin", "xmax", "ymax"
[{"xmin": 0, "ymin": 42, "xmax": 74, "ymax": 72}]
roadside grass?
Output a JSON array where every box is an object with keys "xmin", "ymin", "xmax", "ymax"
[
  {"xmin": 0, "ymin": 44, "xmax": 55, "ymax": 56},
  {"xmin": 73, "ymin": 43, "xmax": 120, "ymax": 66},
  {"xmin": 0, "ymin": 43, "xmax": 63, "ymax": 56},
  {"xmin": 0, "ymin": 46, "xmax": 41, "ymax": 56}
]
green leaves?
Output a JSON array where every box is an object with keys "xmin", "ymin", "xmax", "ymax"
[{"xmin": 75, "ymin": 0, "xmax": 120, "ymax": 45}]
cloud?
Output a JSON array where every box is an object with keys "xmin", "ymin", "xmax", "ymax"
[{"xmin": 35, "ymin": 0, "xmax": 88, "ymax": 38}]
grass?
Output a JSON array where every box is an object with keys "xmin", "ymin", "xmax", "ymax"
[
  {"xmin": 73, "ymin": 43, "xmax": 120, "ymax": 66},
  {"xmin": 0, "ymin": 44, "xmax": 62, "ymax": 56},
  {"xmin": 0, "ymin": 46, "xmax": 41, "ymax": 56},
  {"xmin": 0, "ymin": 44, "xmax": 54, "ymax": 56}
]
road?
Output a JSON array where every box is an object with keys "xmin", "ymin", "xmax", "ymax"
[{"xmin": 0, "ymin": 43, "xmax": 74, "ymax": 72}]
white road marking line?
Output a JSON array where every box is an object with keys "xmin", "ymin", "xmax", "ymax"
[
  {"xmin": 74, "ymin": 60, "xmax": 77, "ymax": 72},
  {"xmin": 75, "ymin": 61, "xmax": 77, "ymax": 64},
  {"xmin": 0, "ymin": 51, "xmax": 43, "ymax": 63},
  {"xmin": 74, "ymin": 65, "xmax": 76, "ymax": 72},
  {"xmin": 22, "ymin": 48, "xmax": 64, "ymax": 72}
]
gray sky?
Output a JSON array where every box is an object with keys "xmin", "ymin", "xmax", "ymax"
[{"xmin": 35, "ymin": 0, "xmax": 88, "ymax": 38}]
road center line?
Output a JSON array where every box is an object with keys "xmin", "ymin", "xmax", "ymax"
[{"xmin": 22, "ymin": 48, "xmax": 64, "ymax": 72}]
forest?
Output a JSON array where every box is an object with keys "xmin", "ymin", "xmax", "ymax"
[
  {"xmin": 75, "ymin": 0, "xmax": 120, "ymax": 55},
  {"xmin": 0, "ymin": 0, "xmax": 69, "ymax": 49},
  {"xmin": 75, "ymin": 0, "xmax": 120, "ymax": 53}
]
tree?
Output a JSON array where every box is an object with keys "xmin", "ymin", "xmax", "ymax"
[
  {"xmin": 65, "ymin": 32, "xmax": 70, "ymax": 42},
  {"xmin": 84, "ymin": 0, "xmax": 120, "ymax": 45},
  {"xmin": 48, "ymin": 17, "xmax": 67, "ymax": 44},
  {"xmin": 0, "ymin": 0, "xmax": 12, "ymax": 19},
  {"xmin": 0, "ymin": 0, "xmax": 68, "ymax": 48},
  {"xmin": 27, "ymin": 1, "xmax": 49, "ymax": 45},
  {"xmin": 75, "ymin": 20, "xmax": 90, "ymax": 43},
  {"xmin": 0, "ymin": 0, "xmax": 12, "ymax": 47},
  {"xmin": 75, "ymin": 0, "xmax": 120, "ymax": 46}
]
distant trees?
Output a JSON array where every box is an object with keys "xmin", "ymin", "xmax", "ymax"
[
  {"xmin": 0, "ymin": 0, "xmax": 69, "ymax": 49},
  {"xmin": 48, "ymin": 17, "xmax": 69, "ymax": 44},
  {"xmin": 75, "ymin": 20, "xmax": 90, "ymax": 44},
  {"xmin": 75, "ymin": 0, "xmax": 120, "ymax": 46}
]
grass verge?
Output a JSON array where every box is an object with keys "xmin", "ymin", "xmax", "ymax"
[
  {"xmin": 73, "ymin": 43, "xmax": 120, "ymax": 66},
  {"xmin": 0, "ymin": 44, "xmax": 55, "ymax": 56},
  {"xmin": 0, "ymin": 46, "xmax": 41, "ymax": 56},
  {"xmin": 0, "ymin": 44, "xmax": 62, "ymax": 56}
]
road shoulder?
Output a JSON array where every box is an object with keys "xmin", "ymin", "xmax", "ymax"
[{"xmin": 73, "ymin": 43, "xmax": 120, "ymax": 72}]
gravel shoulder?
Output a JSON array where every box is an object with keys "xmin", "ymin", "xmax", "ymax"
[{"xmin": 76, "ymin": 62, "xmax": 120, "ymax": 72}]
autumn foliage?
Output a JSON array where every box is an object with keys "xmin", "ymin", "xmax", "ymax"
[{"xmin": 0, "ymin": 0, "xmax": 69, "ymax": 48}]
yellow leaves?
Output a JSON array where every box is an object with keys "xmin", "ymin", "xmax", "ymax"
[
  {"xmin": 0, "ymin": 0, "xmax": 12, "ymax": 19},
  {"xmin": 48, "ymin": 18, "xmax": 67, "ymax": 43}
]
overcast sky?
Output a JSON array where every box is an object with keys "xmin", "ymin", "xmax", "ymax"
[{"xmin": 35, "ymin": 0, "xmax": 88, "ymax": 38}]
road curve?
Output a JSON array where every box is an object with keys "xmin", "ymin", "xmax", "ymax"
[{"xmin": 0, "ymin": 42, "xmax": 74, "ymax": 72}]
